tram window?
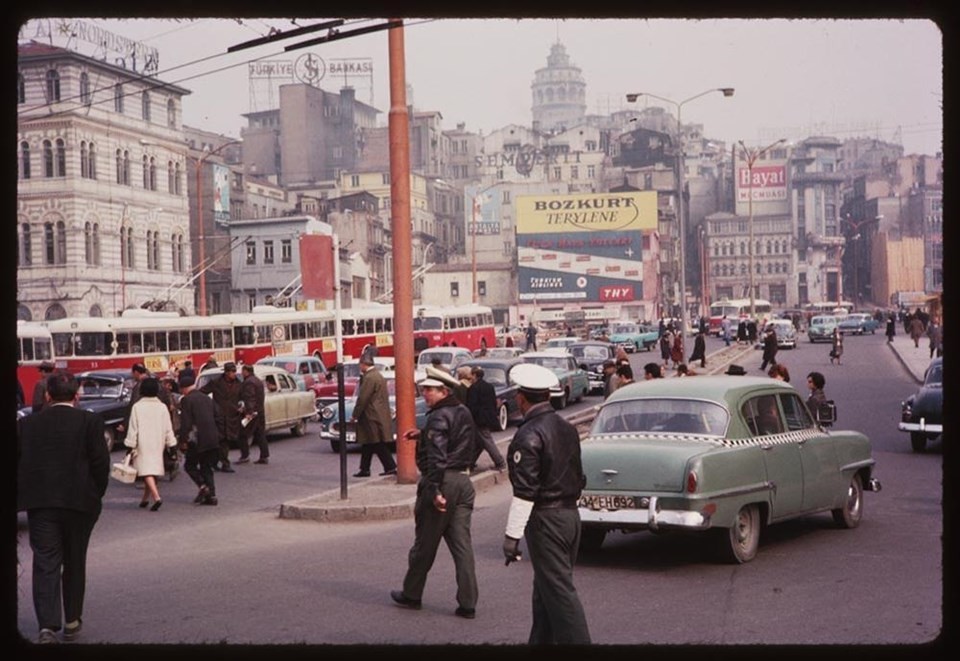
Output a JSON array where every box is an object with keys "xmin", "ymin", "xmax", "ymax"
[
  {"xmin": 116, "ymin": 332, "xmax": 131, "ymax": 355},
  {"xmin": 191, "ymin": 330, "xmax": 202, "ymax": 350},
  {"xmin": 342, "ymin": 319, "xmax": 355, "ymax": 336},
  {"xmin": 21, "ymin": 338, "xmax": 34, "ymax": 361},
  {"xmin": 143, "ymin": 331, "xmax": 157, "ymax": 352},
  {"xmin": 202, "ymin": 330, "xmax": 213, "ymax": 349},
  {"xmin": 168, "ymin": 331, "xmax": 180, "ymax": 351},
  {"xmin": 256, "ymin": 325, "xmax": 270, "ymax": 344},
  {"xmin": 219, "ymin": 328, "xmax": 233, "ymax": 348},
  {"xmin": 76, "ymin": 332, "xmax": 112, "ymax": 356},
  {"xmin": 52, "ymin": 333, "xmax": 74, "ymax": 357},
  {"xmin": 178, "ymin": 330, "xmax": 191, "ymax": 350},
  {"xmin": 234, "ymin": 325, "xmax": 254, "ymax": 345}
]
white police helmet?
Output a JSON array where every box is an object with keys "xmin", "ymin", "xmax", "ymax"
[{"xmin": 511, "ymin": 363, "xmax": 560, "ymax": 394}]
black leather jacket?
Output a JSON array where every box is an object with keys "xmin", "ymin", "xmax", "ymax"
[
  {"xmin": 416, "ymin": 395, "xmax": 477, "ymax": 495},
  {"xmin": 507, "ymin": 401, "xmax": 585, "ymax": 507}
]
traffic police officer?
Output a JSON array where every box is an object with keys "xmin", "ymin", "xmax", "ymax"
[{"xmin": 503, "ymin": 364, "xmax": 591, "ymax": 644}]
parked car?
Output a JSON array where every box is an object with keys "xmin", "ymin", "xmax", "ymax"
[
  {"xmin": 414, "ymin": 346, "xmax": 474, "ymax": 382},
  {"xmin": 608, "ymin": 321, "xmax": 658, "ymax": 353},
  {"xmin": 314, "ymin": 357, "xmax": 395, "ymax": 408},
  {"xmin": 459, "ymin": 357, "xmax": 528, "ymax": 431},
  {"xmin": 196, "ymin": 365, "xmax": 316, "ymax": 438},
  {"xmin": 899, "ymin": 356, "xmax": 942, "ymax": 453},
  {"xmin": 521, "ymin": 351, "xmax": 591, "ymax": 409},
  {"xmin": 255, "ymin": 354, "xmax": 330, "ymax": 398},
  {"xmin": 567, "ymin": 341, "xmax": 618, "ymax": 394},
  {"xmin": 807, "ymin": 315, "xmax": 839, "ymax": 343},
  {"xmin": 577, "ymin": 376, "xmax": 881, "ymax": 563},
  {"xmin": 482, "ymin": 346, "xmax": 526, "ymax": 360},
  {"xmin": 317, "ymin": 372, "xmax": 428, "ymax": 452},
  {"xmin": 75, "ymin": 369, "xmax": 136, "ymax": 451},
  {"xmin": 837, "ymin": 313, "xmax": 880, "ymax": 335},
  {"xmin": 757, "ymin": 319, "xmax": 798, "ymax": 349}
]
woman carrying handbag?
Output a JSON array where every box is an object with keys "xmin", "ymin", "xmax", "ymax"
[{"xmin": 123, "ymin": 378, "xmax": 177, "ymax": 510}]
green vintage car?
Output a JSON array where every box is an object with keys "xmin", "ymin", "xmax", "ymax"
[
  {"xmin": 521, "ymin": 351, "xmax": 591, "ymax": 409},
  {"xmin": 577, "ymin": 376, "xmax": 881, "ymax": 563},
  {"xmin": 807, "ymin": 315, "xmax": 839, "ymax": 343},
  {"xmin": 608, "ymin": 321, "xmax": 658, "ymax": 353}
]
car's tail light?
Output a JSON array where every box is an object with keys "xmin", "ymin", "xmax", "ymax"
[{"xmin": 686, "ymin": 470, "xmax": 698, "ymax": 493}]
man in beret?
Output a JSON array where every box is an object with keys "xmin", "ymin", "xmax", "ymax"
[
  {"xmin": 201, "ymin": 362, "xmax": 242, "ymax": 472},
  {"xmin": 391, "ymin": 376, "xmax": 478, "ymax": 619},
  {"xmin": 502, "ymin": 364, "xmax": 591, "ymax": 644}
]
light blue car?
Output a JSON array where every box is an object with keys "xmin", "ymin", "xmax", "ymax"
[
  {"xmin": 521, "ymin": 351, "xmax": 591, "ymax": 409},
  {"xmin": 608, "ymin": 322, "xmax": 658, "ymax": 353}
]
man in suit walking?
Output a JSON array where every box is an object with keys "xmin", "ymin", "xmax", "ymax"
[
  {"xmin": 238, "ymin": 364, "xmax": 269, "ymax": 464},
  {"xmin": 466, "ymin": 366, "xmax": 507, "ymax": 472},
  {"xmin": 351, "ymin": 353, "xmax": 397, "ymax": 477},
  {"xmin": 201, "ymin": 362, "xmax": 242, "ymax": 472},
  {"xmin": 177, "ymin": 372, "xmax": 220, "ymax": 505},
  {"xmin": 17, "ymin": 370, "xmax": 110, "ymax": 644}
]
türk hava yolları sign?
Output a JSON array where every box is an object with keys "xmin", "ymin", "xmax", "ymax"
[{"xmin": 516, "ymin": 191, "xmax": 657, "ymax": 234}]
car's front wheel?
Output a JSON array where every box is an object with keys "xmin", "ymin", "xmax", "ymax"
[
  {"xmin": 910, "ymin": 432, "xmax": 927, "ymax": 453},
  {"xmin": 715, "ymin": 503, "xmax": 760, "ymax": 563},
  {"xmin": 497, "ymin": 403, "xmax": 509, "ymax": 432},
  {"xmin": 104, "ymin": 426, "xmax": 116, "ymax": 452},
  {"xmin": 832, "ymin": 473, "xmax": 863, "ymax": 528},
  {"xmin": 291, "ymin": 418, "xmax": 307, "ymax": 436}
]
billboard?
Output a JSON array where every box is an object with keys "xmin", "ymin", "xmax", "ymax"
[
  {"xmin": 464, "ymin": 184, "xmax": 503, "ymax": 236},
  {"xmin": 516, "ymin": 191, "xmax": 657, "ymax": 303},
  {"xmin": 734, "ymin": 159, "xmax": 789, "ymax": 216},
  {"xmin": 213, "ymin": 164, "xmax": 231, "ymax": 222}
]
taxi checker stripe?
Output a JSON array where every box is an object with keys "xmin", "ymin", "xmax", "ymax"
[{"xmin": 585, "ymin": 428, "xmax": 821, "ymax": 447}]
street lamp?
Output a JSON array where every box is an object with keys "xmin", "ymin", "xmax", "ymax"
[
  {"xmin": 737, "ymin": 137, "xmax": 786, "ymax": 320},
  {"xmin": 627, "ymin": 88, "xmax": 734, "ymax": 343},
  {"xmin": 194, "ymin": 140, "xmax": 241, "ymax": 315}
]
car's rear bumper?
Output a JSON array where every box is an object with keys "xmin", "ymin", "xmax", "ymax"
[
  {"xmin": 898, "ymin": 420, "xmax": 943, "ymax": 434},
  {"xmin": 578, "ymin": 496, "xmax": 709, "ymax": 531}
]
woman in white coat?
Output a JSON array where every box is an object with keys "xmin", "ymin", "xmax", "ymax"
[{"xmin": 124, "ymin": 377, "xmax": 177, "ymax": 510}]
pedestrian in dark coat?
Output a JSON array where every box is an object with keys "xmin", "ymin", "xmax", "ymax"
[
  {"xmin": 659, "ymin": 329, "xmax": 673, "ymax": 366},
  {"xmin": 670, "ymin": 331, "xmax": 683, "ymax": 368},
  {"xmin": 760, "ymin": 328, "xmax": 779, "ymax": 371},
  {"xmin": 736, "ymin": 319, "xmax": 748, "ymax": 344},
  {"xmin": 747, "ymin": 319, "xmax": 758, "ymax": 344},
  {"xmin": 178, "ymin": 373, "xmax": 219, "ymax": 505},
  {"xmin": 525, "ymin": 322, "xmax": 538, "ymax": 351},
  {"xmin": 351, "ymin": 354, "xmax": 397, "ymax": 477},
  {"xmin": 18, "ymin": 370, "xmax": 110, "ymax": 643},
  {"xmin": 200, "ymin": 362, "xmax": 242, "ymax": 472},
  {"xmin": 238, "ymin": 364, "xmax": 269, "ymax": 464},
  {"xmin": 886, "ymin": 316, "xmax": 896, "ymax": 343},
  {"xmin": 31, "ymin": 361, "xmax": 56, "ymax": 413},
  {"xmin": 466, "ymin": 366, "xmax": 507, "ymax": 472},
  {"xmin": 689, "ymin": 330, "xmax": 707, "ymax": 368},
  {"xmin": 909, "ymin": 316, "xmax": 925, "ymax": 348}
]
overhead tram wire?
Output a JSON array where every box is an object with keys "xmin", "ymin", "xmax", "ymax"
[
  {"xmin": 16, "ymin": 17, "xmax": 378, "ymax": 122},
  {"xmin": 227, "ymin": 19, "xmax": 345, "ymax": 53}
]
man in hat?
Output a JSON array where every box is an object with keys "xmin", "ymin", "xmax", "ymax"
[
  {"xmin": 350, "ymin": 353, "xmax": 396, "ymax": 477},
  {"xmin": 502, "ymin": 364, "xmax": 591, "ymax": 644},
  {"xmin": 238, "ymin": 364, "xmax": 269, "ymax": 465},
  {"xmin": 601, "ymin": 360, "xmax": 619, "ymax": 398},
  {"xmin": 32, "ymin": 361, "xmax": 56, "ymax": 413},
  {"xmin": 391, "ymin": 376, "xmax": 478, "ymax": 619},
  {"xmin": 177, "ymin": 372, "xmax": 219, "ymax": 505},
  {"xmin": 119, "ymin": 363, "xmax": 170, "ymax": 435},
  {"xmin": 201, "ymin": 362, "xmax": 242, "ymax": 472}
]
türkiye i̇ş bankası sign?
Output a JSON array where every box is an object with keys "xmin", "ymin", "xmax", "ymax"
[{"xmin": 515, "ymin": 191, "xmax": 657, "ymax": 303}]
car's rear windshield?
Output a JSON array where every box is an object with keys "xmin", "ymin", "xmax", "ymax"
[
  {"xmin": 925, "ymin": 363, "xmax": 942, "ymax": 386},
  {"xmin": 592, "ymin": 398, "xmax": 729, "ymax": 436}
]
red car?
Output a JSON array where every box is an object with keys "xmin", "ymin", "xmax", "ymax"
[{"xmin": 314, "ymin": 357, "xmax": 396, "ymax": 407}]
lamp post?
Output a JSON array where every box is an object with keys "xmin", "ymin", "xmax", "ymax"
[
  {"xmin": 194, "ymin": 140, "xmax": 241, "ymax": 316},
  {"xmin": 737, "ymin": 138, "xmax": 786, "ymax": 320},
  {"xmin": 627, "ymin": 88, "xmax": 734, "ymax": 343}
]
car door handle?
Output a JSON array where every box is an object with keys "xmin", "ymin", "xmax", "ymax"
[{"xmin": 601, "ymin": 469, "xmax": 619, "ymax": 476}]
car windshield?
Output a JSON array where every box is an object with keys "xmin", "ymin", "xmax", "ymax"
[
  {"xmin": 812, "ymin": 316, "xmax": 837, "ymax": 326},
  {"xmin": 418, "ymin": 352, "xmax": 454, "ymax": 365},
  {"xmin": 78, "ymin": 377, "xmax": 125, "ymax": 398},
  {"xmin": 592, "ymin": 398, "xmax": 729, "ymax": 436},
  {"xmin": 924, "ymin": 363, "xmax": 942, "ymax": 386},
  {"xmin": 611, "ymin": 324, "xmax": 636, "ymax": 335},
  {"xmin": 571, "ymin": 346, "xmax": 609, "ymax": 360},
  {"xmin": 525, "ymin": 356, "xmax": 570, "ymax": 371}
]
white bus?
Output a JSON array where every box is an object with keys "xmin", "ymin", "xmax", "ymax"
[{"xmin": 707, "ymin": 298, "xmax": 773, "ymax": 336}]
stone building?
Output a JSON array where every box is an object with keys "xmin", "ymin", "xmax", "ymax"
[{"xmin": 531, "ymin": 42, "xmax": 587, "ymax": 133}]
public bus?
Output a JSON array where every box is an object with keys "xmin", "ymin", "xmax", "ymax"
[
  {"xmin": 707, "ymin": 298, "xmax": 773, "ymax": 336},
  {"xmin": 17, "ymin": 320, "xmax": 56, "ymax": 400},
  {"xmin": 47, "ymin": 311, "xmax": 237, "ymax": 376},
  {"xmin": 804, "ymin": 301, "xmax": 854, "ymax": 318},
  {"xmin": 413, "ymin": 304, "xmax": 496, "ymax": 353}
]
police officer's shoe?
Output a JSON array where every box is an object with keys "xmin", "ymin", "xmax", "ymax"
[
  {"xmin": 455, "ymin": 607, "xmax": 476, "ymax": 619},
  {"xmin": 390, "ymin": 590, "xmax": 421, "ymax": 610}
]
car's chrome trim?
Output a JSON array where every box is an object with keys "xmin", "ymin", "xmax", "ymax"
[{"xmin": 898, "ymin": 421, "xmax": 943, "ymax": 433}]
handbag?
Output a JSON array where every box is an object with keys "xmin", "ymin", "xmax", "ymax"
[{"xmin": 111, "ymin": 450, "xmax": 138, "ymax": 484}]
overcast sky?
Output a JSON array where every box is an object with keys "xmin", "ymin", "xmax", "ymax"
[{"xmin": 21, "ymin": 17, "xmax": 943, "ymax": 155}]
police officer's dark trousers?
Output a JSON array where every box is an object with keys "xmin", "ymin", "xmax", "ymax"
[
  {"xmin": 525, "ymin": 507, "xmax": 591, "ymax": 644},
  {"xmin": 402, "ymin": 470, "xmax": 478, "ymax": 609}
]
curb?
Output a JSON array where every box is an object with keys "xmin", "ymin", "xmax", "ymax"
[{"xmin": 887, "ymin": 341, "xmax": 925, "ymax": 385}]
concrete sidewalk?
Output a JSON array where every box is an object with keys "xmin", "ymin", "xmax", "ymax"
[
  {"xmin": 278, "ymin": 341, "xmax": 755, "ymax": 523},
  {"xmin": 887, "ymin": 335, "xmax": 938, "ymax": 384}
]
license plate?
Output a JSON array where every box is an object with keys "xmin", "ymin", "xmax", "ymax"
[
  {"xmin": 578, "ymin": 494, "xmax": 637, "ymax": 511},
  {"xmin": 345, "ymin": 432, "xmax": 356, "ymax": 443}
]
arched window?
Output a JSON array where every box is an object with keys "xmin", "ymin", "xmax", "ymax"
[
  {"xmin": 174, "ymin": 162, "xmax": 182, "ymax": 194},
  {"xmin": 89, "ymin": 304, "xmax": 103, "ymax": 317},
  {"xmin": 17, "ymin": 73, "xmax": 25, "ymax": 104},
  {"xmin": 142, "ymin": 155, "xmax": 149, "ymax": 188},
  {"xmin": 123, "ymin": 150, "xmax": 130, "ymax": 185},
  {"xmin": 740, "ymin": 263, "xmax": 748, "ymax": 275},
  {"xmin": 740, "ymin": 242, "xmax": 746, "ymax": 256},
  {"xmin": 176, "ymin": 234, "xmax": 184, "ymax": 272},
  {"xmin": 45, "ymin": 69, "xmax": 60, "ymax": 102},
  {"xmin": 18, "ymin": 304, "xmax": 32, "ymax": 321},
  {"xmin": 167, "ymin": 160, "xmax": 175, "ymax": 192},
  {"xmin": 20, "ymin": 141, "xmax": 30, "ymax": 179},
  {"xmin": 54, "ymin": 138, "xmax": 66, "ymax": 177},
  {"xmin": 43, "ymin": 140, "xmax": 54, "ymax": 177},
  {"xmin": 146, "ymin": 231, "xmax": 154, "ymax": 270},
  {"xmin": 152, "ymin": 231, "xmax": 160, "ymax": 270},
  {"xmin": 93, "ymin": 223, "xmax": 101, "ymax": 265},
  {"xmin": 56, "ymin": 221, "xmax": 66, "ymax": 264},
  {"xmin": 766, "ymin": 240, "xmax": 772, "ymax": 255},
  {"xmin": 20, "ymin": 224, "xmax": 32, "ymax": 266},
  {"xmin": 45, "ymin": 303, "xmax": 67, "ymax": 321},
  {"xmin": 142, "ymin": 91, "xmax": 151, "ymax": 121},
  {"xmin": 126, "ymin": 227, "xmax": 136, "ymax": 268},
  {"xmin": 721, "ymin": 243, "xmax": 727, "ymax": 257},
  {"xmin": 713, "ymin": 264, "xmax": 720, "ymax": 277},
  {"xmin": 755, "ymin": 262, "xmax": 761, "ymax": 274},
  {"xmin": 88, "ymin": 142, "xmax": 96, "ymax": 179},
  {"xmin": 116, "ymin": 149, "xmax": 123, "ymax": 183},
  {"xmin": 149, "ymin": 157, "xmax": 157, "ymax": 191},
  {"xmin": 81, "ymin": 141, "xmax": 89, "ymax": 178},
  {"xmin": 85, "ymin": 222, "xmax": 93, "ymax": 264},
  {"xmin": 766, "ymin": 263, "xmax": 772, "ymax": 274},
  {"xmin": 80, "ymin": 72, "xmax": 91, "ymax": 105},
  {"xmin": 167, "ymin": 98, "xmax": 177, "ymax": 128},
  {"xmin": 114, "ymin": 84, "xmax": 124, "ymax": 113},
  {"xmin": 713, "ymin": 244, "xmax": 719, "ymax": 257}
]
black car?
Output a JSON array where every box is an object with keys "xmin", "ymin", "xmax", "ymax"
[
  {"xmin": 566, "ymin": 341, "xmax": 617, "ymax": 394},
  {"xmin": 76, "ymin": 369, "xmax": 137, "ymax": 451},
  {"xmin": 460, "ymin": 358, "xmax": 526, "ymax": 432},
  {"xmin": 899, "ymin": 357, "xmax": 942, "ymax": 452}
]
